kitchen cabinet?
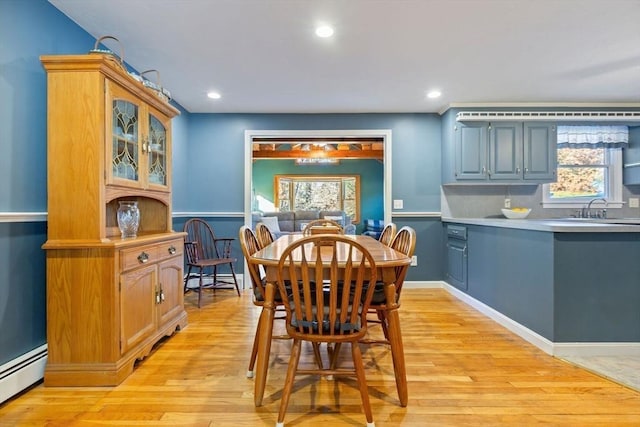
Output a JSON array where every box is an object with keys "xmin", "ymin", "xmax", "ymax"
[
  {"xmin": 445, "ymin": 225, "xmax": 467, "ymax": 290},
  {"xmin": 623, "ymin": 125, "xmax": 640, "ymax": 184},
  {"xmin": 120, "ymin": 238, "xmax": 184, "ymax": 355},
  {"xmin": 41, "ymin": 54, "xmax": 187, "ymax": 386},
  {"xmin": 443, "ymin": 220, "xmax": 640, "ymax": 344},
  {"xmin": 451, "ymin": 121, "xmax": 557, "ymax": 183}
]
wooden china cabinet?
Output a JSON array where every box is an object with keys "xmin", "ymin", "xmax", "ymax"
[{"xmin": 40, "ymin": 54, "xmax": 187, "ymax": 386}]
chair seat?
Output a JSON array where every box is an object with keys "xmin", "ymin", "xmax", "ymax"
[
  {"xmin": 369, "ymin": 282, "xmax": 387, "ymax": 304},
  {"xmin": 191, "ymin": 257, "xmax": 237, "ymax": 268},
  {"xmin": 253, "ymin": 278, "xmax": 285, "ymax": 303}
]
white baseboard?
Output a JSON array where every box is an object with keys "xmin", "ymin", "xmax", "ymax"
[
  {"xmin": 403, "ymin": 280, "xmax": 443, "ymax": 289},
  {"xmin": 0, "ymin": 344, "xmax": 47, "ymax": 404},
  {"xmin": 406, "ymin": 280, "xmax": 640, "ymax": 357}
]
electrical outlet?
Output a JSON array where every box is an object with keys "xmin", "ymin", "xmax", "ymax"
[
  {"xmin": 393, "ymin": 199, "xmax": 404, "ymax": 209},
  {"xmin": 411, "ymin": 255, "xmax": 417, "ymax": 266},
  {"xmin": 504, "ymin": 198, "xmax": 511, "ymax": 208},
  {"xmin": 629, "ymin": 198, "xmax": 639, "ymax": 208}
]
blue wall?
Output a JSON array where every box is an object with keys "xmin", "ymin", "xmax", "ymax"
[
  {"xmin": 1, "ymin": 0, "xmax": 444, "ymax": 385},
  {"xmin": 184, "ymin": 113, "xmax": 442, "ymax": 212},
  {"xmin": 0, "ymin": 0, "xmax": 191, "ymax": 369},
  {"xmin": 0, "ymin": 0, "xmax": 99, "ymax": 368}
]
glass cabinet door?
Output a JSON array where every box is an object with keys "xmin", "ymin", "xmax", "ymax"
[
  {"xmin": 106, "ymin": 81, "xmax": 171, "ymax": 192},
  {"xmin": 147, "ymin": 113, "xmax": 167, "ymax": 186},
  {"xmin": 112, "ymin": 99, "xmax": 140, "ymax": 182}
]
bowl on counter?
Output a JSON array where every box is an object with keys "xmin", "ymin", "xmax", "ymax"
[{"xmin": 501, "ymin": 208, "xmax": 531, "ymax": 219}]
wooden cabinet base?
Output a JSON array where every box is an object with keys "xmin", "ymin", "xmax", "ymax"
[
  {"xmin": 44, "ymin": 312, "xmax": 186, "ymax": 387},
  {"xmin": 43, "ymin": 234, "xmax": 187, "ymax": 387}
]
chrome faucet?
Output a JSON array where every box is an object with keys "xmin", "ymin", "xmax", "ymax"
[{"xmin": 582, "ymin": 198, "xmax": 608, "ymax": 218}]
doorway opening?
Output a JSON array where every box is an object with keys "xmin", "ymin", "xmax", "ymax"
[{"xmin": 244, "ymin": 129, "xmax": 392, "ymax": 229}]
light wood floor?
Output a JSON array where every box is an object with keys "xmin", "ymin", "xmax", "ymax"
[{"xmin": 2, "ymin": 288, "xmax": 640, "ymax": 426}]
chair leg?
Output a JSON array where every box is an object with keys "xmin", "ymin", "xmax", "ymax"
[
  {"xmin": 312, "ymin": 342, "xmax": 323, "ymax": 370},
  {"xmin": 212, "ymin": 266, "xmax": 217, "ymax": 295},
  {"xmin": 277, "ymin": 339, "xmax": 302, "ymax": 427},
  {"xmin": 329, "ymin": 343, "xmax": 342, "ymax": 370},
  {"xmin": 229, "ymin": 263, "xmax": 240, "ymax": 296},
  {"xmin": 183, "ymin": 265, "xmax": 193, "ymax": 293},
  {"xmin": 247, "ymin": 311, "xmax": 264, "ymax": 377},
  {"xmin": 351, "ymin": 341, "xmax": 375, "ymax": 426},
  {"xmin": 198, "ymin": 269, "xmax": 204, "ymax": 308},
  {"xmin": 378, "ymin": 310, "xmax": 389, "ymax": 341}
]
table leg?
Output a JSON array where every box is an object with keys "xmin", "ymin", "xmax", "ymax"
[
  {"xmin": 384, "ymin": 281, "xmax": 408, "ymax": 407},
  {"xmin": 254, "ymin": 280, "xmax": 276, "ymax": 407}
]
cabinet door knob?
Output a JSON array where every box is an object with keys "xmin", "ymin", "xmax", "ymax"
[
  {"xmin": 168, "ymin": 245, "xmax": 176, "ymax": 255},
  {"xmin": 137, "ymin": 251, "xmax": 149, "ymax": 263}
]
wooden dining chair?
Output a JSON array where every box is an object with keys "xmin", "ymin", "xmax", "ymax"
[
  {"xmin": 378, "ymin": 222, "xmax": 397, "ymax": 246},
  {"xmin": 364, "ymin": 226, "xmax": 416, "ymax": 343},
  {"xmin": 274, "ymin": 235, "xmax": 378, "ymax": 427},
  {"xmin": 301, "ymin": 218, "xmax": 344, "ymax": 236},
  {"xmin": 238, "ymin": 226, "xmax": 290, "ymax": 378},
  {"xmin": 183, "ymin": 218, "xmax": 240, "ymax": 307},
  {"xmin": 255, "ymin": 222, "xmax": 275, "ymax": 248}
]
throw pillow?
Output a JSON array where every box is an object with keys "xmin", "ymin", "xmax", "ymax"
[
  {"xmin": 323, "ymin": 215, "xmax": 344, "ymax": 226},
  {"xmin": 261, "ymin": 216, "xmax": 280, "ymax": 233}
]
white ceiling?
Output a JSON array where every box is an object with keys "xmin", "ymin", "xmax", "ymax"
[{"xmin": 48, "ymin": 0, "xmax": 640, "ymax": 114}]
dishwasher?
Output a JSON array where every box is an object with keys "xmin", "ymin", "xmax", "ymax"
[{"xmin": 446, "ymin": 225, "xmax": 468, "ymax": 291}]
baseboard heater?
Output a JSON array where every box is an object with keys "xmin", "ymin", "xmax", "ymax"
[{"xmin": 0, "ymin": 344, "xmax": 47, "ymax": 404}]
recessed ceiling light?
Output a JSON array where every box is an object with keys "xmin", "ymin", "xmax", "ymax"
[
  {"xmin": 426, "ymin": 90, "xmax": 442, "ymax": 99},
  {"xmin": 315, "ymin": 25, "xmax": 334, "ymax": 38},
  {"xmin": 207, "ymin": 91, "xmax": 221, "ymax": 99}
]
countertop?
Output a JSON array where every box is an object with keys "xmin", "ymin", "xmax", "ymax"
[{"xmin": 441, "ymin": 217, "xmax": 640, "ymax": 232}]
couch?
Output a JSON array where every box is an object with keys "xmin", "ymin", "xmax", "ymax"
[
  {"xmin": 361, "ymin": 219, "xmax": 385, "ymax": 239},
  {"xmin": 252, "ymin": 210, "xmax": 355, "ymax": 236}
]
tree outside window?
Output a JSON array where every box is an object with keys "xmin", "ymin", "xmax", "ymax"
[{"xmin": 550, "ymin": 147, "xmax": 606, "ymax": 199}]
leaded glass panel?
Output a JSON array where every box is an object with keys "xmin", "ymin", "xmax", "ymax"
[
  {"xmin": 112, "ymin": 100, "xmax": 139, "ymax": 180},
  {"xmin": 148, "ymin": 114, "xmax": 166, "ymax": 185}
]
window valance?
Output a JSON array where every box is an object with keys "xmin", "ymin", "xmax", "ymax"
[{"xmin": 557, "ymin": 125, "xmax": 628, "ymax": 149}]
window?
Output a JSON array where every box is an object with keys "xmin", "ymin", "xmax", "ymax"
[
  {"xmin": 543, "ymin": 125, "xmax": 626, "ymax": 208},
  {"xmin": 275, "ymin": 175, "xmax": 360, "ymax": 223}
]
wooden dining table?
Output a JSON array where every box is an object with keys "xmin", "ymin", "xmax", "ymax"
[{"xmin": 248, "ymin": 233, "xmax": 412, "ymax": 407}]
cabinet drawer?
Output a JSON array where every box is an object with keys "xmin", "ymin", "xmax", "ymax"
[
  {"xmin": 156, "ymin": 239, "xmax": 183, "ymax": 261},
  {"xmin": 119, "ymin": 239, "xmax": 182, "ymax": 272},
  {"xmin": 120, "ymin": 245, "xmax": 161, "ymax": 271}
]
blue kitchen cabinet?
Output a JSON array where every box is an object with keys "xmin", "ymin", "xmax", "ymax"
[
  {"xmin": 455, "ymin": 122, "xmax": 488, "ymax": 180},
  {"xmin": 523, "ymin": 122, "xmax": 557, "ymax": 181},
  {"xmin": 445, "ymin": 221, "xmax": 640, "ymax": 343},
  {"xmin": 449, "ymin": 121, "xmax": 556, "ymax": 184},
  {"xmin": 623, "ymin": 125, "xmax": 640, "ymax": 184}
]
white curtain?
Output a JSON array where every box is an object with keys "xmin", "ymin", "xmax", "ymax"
[{"xmin": 557, "ymin": 125, "xmax": 628, "ymax": 149}]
